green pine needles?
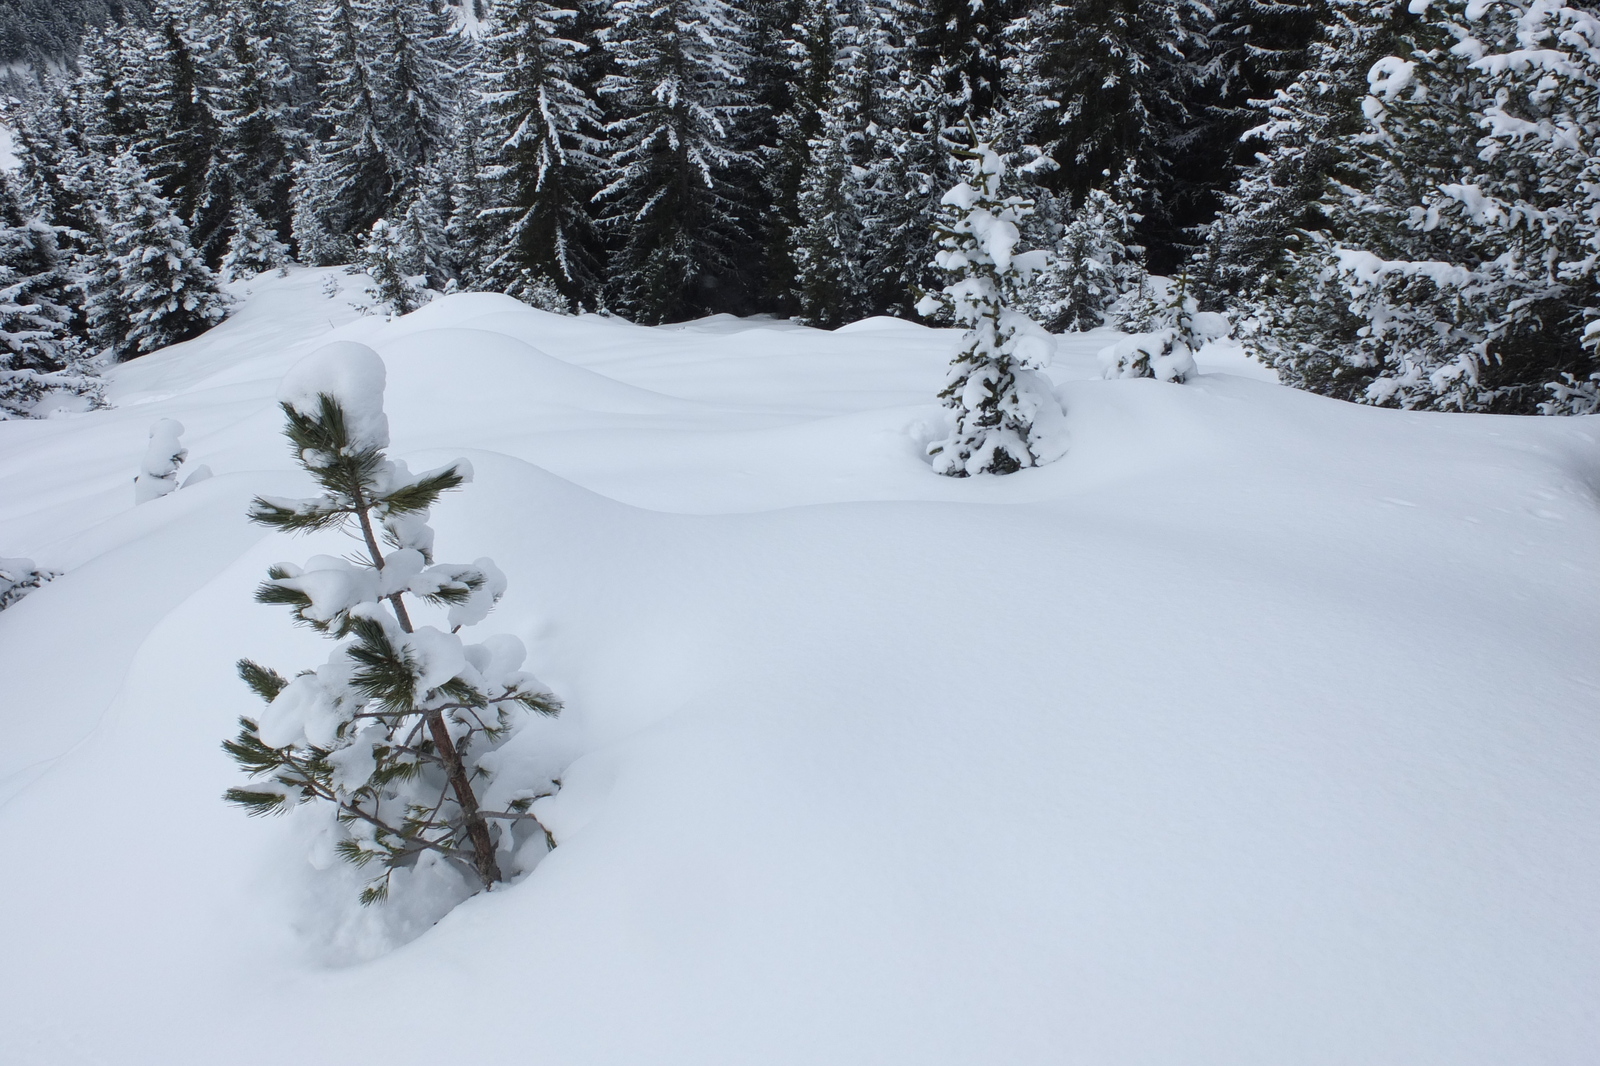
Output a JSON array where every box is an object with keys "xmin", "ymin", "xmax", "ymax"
[{"xmin": 224, "ymin": 341, "xmax": 560, "ymax": 904}]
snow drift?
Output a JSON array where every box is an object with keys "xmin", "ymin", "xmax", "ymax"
[{"xmin": 0, "ymin": 267, "xmax": 1596, "ymax": 1065}]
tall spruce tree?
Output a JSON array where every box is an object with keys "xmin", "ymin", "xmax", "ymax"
[
  {"xmin": 789, "ymin": 0, "xmax": 883, "ymax": 325},
  {"xmin": 595, "ymin": 0, "xmax": 756, "ymax": 322},
  {"xmin": 1200, "ymin": 0, "xmax": 1407, "ymax": 301},
  {"xmin": 1003, "ymin": 0, "xmax": 1211, "ymax": 264},
  {"xmin": 85, "ymin": 150, "xmax": 229, "ymax": 358},
  {"xmin": 291, "ymin": 0, "xmax": 402, "ymax": 262},
  {"xmin": 225, "ymin": 341, "xmax": 561, "ymax": 901},
  {"xmin": 0, "ymin": 171, "xmax": 102, "ymax": 418},
  {"xmin": 215, "ymin": 0, "xmax": 302, "ymax": 249},
  {"xmin": 477, "ymin": 0, "xmax": 605, "ymax": 305}
]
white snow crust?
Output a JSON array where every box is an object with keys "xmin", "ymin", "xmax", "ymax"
[{"xmin": 0, "ymin": 267, "xmax": 1597, "ymax": 1064}]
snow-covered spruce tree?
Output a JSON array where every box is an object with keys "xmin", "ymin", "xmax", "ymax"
[
  {"xmin": 361, "ymin": 218, "xmax": 430, "ymax": 317},
  {"xmin": 1241, "ymin": 1, "xmax": 1600, "ymax": 413},
  {"xmin": 85, "ymin": 151, "xmax": 230, "ymax": 359},
  {"xmin": 139, "ymin": 11, "xmax": 232, "ymax": 263},
  {"xmin": 477, "ymin": 0, "xmax": 605, "ymax": 307},
  {"xmin": 920, "ymin": 143, "xmax": 1066, "ymax": 477},
  {"xmin": 134, "ymin": 417, "xmax": 187, "ymax": 503},
  {"xmin": 789, "ymin": 1, "xmax": 883, "ymax": 326},
  {"xmin": 1023, "ymin": 183, "xmax": 1142, "ymax": 332},
  {"xmin": 863, "ymin": 67, "xmax": 961, "ymax": 318},
  {"xmin": 0, "ymin": 171, "xmax": 103, "ymax": 419},
  {"xmin": 1100, "ymin": 273, "xmax": 1229, "ymax": 383},
  {"xmin": 214, "ymin": 0, "xmax": 303, "ymax": 253},
  {"xmin": 596, "ymin": 0, "xmax": 756, "ymax": 323},
  {"xmin": 1200, "ymin": 0, "xmax": 1410, "ymax": 303},
  {"xmin": 221, "ymin": 200, "xmax": 291, "ymax": 282},
  {"xmin": 290, "ymin": 0, "xmax": 403, "ymax": 261},
  {"xmin": 1001, "ymin": 0, "xmax": 1209, "ymax": 216},
  {"xmin": 225, "ymin": 342, "xmax": 561, "ymax": 901}
]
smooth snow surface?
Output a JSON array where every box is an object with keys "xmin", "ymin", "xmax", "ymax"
[{"xmin": 1, "ymin": 268, "xmax": 1597, "ymax": 1064}]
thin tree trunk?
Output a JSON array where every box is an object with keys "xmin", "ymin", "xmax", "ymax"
[{"xmin": 353, "ymin": 487, "xmax": 503, "ymax": 887}]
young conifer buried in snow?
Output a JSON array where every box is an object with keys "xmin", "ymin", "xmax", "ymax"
[
  {"xmin": 224, "ymin": 342, "xmax": 560, "ymax": 902},
  {"xmin": 919, "ymin": 141, "xmax": 1066, "ymax": 477}
]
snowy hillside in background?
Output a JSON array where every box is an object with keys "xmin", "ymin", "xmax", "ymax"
[{"xmin": 1, "ymin": 269, "xmax": 1597, "ymax": 1064}]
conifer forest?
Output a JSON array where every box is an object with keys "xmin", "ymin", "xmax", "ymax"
[{"xmin": 3, "ymin": 0, "xmax": 1599, "ymax": 419}]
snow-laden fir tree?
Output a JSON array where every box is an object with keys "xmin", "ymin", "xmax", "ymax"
[
  {"xmin": 1023, "ymin": 180, "xmax": 1142, "ymax": 332},
  {"xmin": 84, "ymin": 151, "xmax": 230, "ymax": 359},
  {"xmin": 1239, "ymin": 0, "xmax": 1600, "ymax": 413},
  {"xmin": 1001, "ymin": 0, "xmax": 1210, "ymax": 249},
  {"xmin": 1100, "ymin": 273, "xmax": 1229, "ymax": 383},
  {"xmin": 361, "ymin": 217, "xmax": 430, "ymax": 317},
  {"xmin": 789, "ymin": 1, "xmax": 883, "ymax": 326},
  {"xmin": 477, "ymin": 0, "xmax": 605, "ymax": 306},
  {"xmin": 290, "ymin": 0, "xmax": 403, "ymax": 262},
  {"xmin": 1200, "ymin": 0, "xmax": 1409, "ymax": 302},
  {"xmin": 139, "ymin": 11, "xmax": 232, "ymax": 262},
  {"xmin": 214, "ymin": 0, "xmax": 303, "ymax": 251},
  {"xmin": 0, "ymin": 171, "xmax": 103, "ymax": 419},
  {"xmin": 225, "ymin": 341, "xmax": 561, "ymax": 901},
  {"xmin": 919, "ymin": 142, "xmax": 1066, "ymax": 476},
  {"xmin": 221, "ymin": 199, "xmax": 291, "ymax": 281},
  {"xmin": 596, "ymin": 0, "xmax": 756, "ymax": 322}
]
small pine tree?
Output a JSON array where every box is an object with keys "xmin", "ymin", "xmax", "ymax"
[
  {"xmin": 919, "ymin": 142, "xmax": 1066, "ymax": 477},
  {"xmin": 1099, "ymin": 273, "xmax": 1226, "ymax": 383},
  {"xmin": 224, "ymin": 341, "xmax": 561, "ymax": 902},
  {"xmin": 85, "ymin": 151, "xmax": 231, "ymax": 359},
  {"xmin": 221, "ymin": 201, "xmax": 291, "ymax": 282},
  {"xmin": 360, "ymin": 218, "xmax": 429, "ymax": 317}
]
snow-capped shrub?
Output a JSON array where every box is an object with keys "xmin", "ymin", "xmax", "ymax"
[
  {"xmin": 1100, "ymin": 275, "xmax": 1229, "ymax": 383},
  {"xmin": 919, "ymin": 142, "xmax": 1067, "ymax": 477},
  {"xmin": 225, "ymin": 341, "xmax": 561, "ymax": 904},
  {"xmin": 0, "ymin": 557, "xmax": 57, "ymax": 610},
  {"xmin": 134, "ymin": 418, "xmax": 188, "ymax": 504}
]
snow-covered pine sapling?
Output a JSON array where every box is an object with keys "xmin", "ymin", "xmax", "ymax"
[
  {"xmin": 1099, "ymin": 273, "xmax": 1229, "ymax": 384},
  {"xmin": 360, "ymin": 219, "xmax": 429, "ymax": 318},
  {"xmin": 134, "ymin": 418, "xmax": 187, "ymax": 503},
  {"xmin": 224, "ymin": 342, "xmax": 560, "ymax": 902},
  {"xmin": 919, "ymin": 141, "xmax": 1066, "ymax": 477}
]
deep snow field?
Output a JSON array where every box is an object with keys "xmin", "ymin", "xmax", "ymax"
[{"xmin": 1, "ymin": 267, "xmax": 1597, "ymax": 1065}]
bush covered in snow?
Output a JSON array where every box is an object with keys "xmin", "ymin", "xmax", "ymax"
[
  {"xmin": 0, "ymin": 556, "xmax": 56, "ymax": 610},
  {"xmin": 225, "ymin": 341, "xmax": 561, "ymax": 904}
]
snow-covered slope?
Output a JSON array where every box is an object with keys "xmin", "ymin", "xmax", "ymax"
[{"xmin": 1, "ymin": 268, "xmax": 1596, "ymax": 1065}]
